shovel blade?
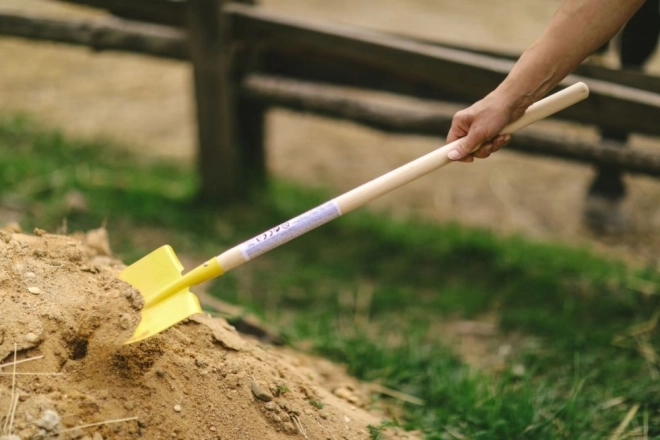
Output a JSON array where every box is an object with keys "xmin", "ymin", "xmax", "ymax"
[
  {"xmin": 119, "ymin": 245, "xmax": 203, "ymax": 344},
  {"xmin": 125, "ymin": 288, "xmax": 201, "ymax": 344}
]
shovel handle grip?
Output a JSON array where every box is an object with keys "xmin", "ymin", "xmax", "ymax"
[{"xmin": 216, "ymin": 82, "xmax": 589, "ymax": 272}]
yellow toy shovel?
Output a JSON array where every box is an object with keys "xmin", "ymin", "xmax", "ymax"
[{"xmin": 120, "ymin": 82, "xmax": 590, "ymax": 344}]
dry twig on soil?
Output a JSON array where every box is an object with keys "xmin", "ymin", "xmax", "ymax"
[
  {"xmin": 1, "ymin": 344, "xmax": 18, "ymax": 437},
  {"xmin": 56, "ymin": 416, "xmax": 139, "ymax": 435}
]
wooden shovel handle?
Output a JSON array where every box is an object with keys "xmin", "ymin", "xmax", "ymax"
[
  {"xmin": 216, "ymin": 82, "xmax": 589, "ymax": 272},
  {"xmin": 335, "ymin": 82, "xmax": 589, "ymax": 213}
]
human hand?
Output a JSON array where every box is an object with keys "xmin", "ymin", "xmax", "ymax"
[{"xmin": 445, "ymin": 91, "xmax": 525, "ymax": 163}]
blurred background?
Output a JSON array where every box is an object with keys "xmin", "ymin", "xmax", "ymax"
[{"xmin": 3, "ymin": 0, "xmax": 660, "ymax": 266}]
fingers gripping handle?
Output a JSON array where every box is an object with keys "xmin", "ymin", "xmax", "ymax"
[
  {"xmin": 216, "ymin": 83, "xmax": 589, "ymax": 272},
  {"xmin": 463, "ymin": 82, "xmax": 590, "ymax": 155}
]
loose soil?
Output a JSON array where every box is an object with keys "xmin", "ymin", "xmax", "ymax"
[{"xmin": 0, "ymin": 226, "xmax": 418, "ymax": 439}]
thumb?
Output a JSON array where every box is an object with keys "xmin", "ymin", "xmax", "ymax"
[{"xmin": 447, "ymin": 128, "xmax": 485, "ymax": 161}]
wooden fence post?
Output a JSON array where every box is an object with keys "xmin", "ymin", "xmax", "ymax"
[
  {"xmin": 235, "ymin": 32, "xmax": 267, "ymax": 189},
  {"xmin": 187, "ymin": 0, "xmax": 265, "ymax": 202},
  {"xmin": 236, "ymin": 97, "xmax": 267, "ymax": 189}
]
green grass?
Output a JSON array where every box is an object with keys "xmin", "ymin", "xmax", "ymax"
[{"xmin": 2, "ymin": 114, "xmax": 660, "ymax": 439}]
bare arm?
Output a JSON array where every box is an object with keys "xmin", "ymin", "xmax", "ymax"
[{"xmin": 446, "ymin": 0, "xmax": 645, "ymax": 162}]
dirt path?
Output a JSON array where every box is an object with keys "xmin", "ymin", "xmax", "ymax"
[{"xmin": 2, "ymin": 0, "xmax": 660, "ymax": 268}]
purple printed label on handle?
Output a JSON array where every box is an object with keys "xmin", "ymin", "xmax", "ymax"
[{"xmin": 239, "ymin": 201, "xmax": 341, "ymax": 261}]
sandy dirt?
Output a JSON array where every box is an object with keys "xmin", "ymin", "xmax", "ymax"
[{"xmin": 0, "ymin": 226, "xmax": 418, "ymax": 440}]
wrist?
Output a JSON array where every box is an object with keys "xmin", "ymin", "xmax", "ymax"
[
  {"xmin": 489, "ymin": 79, "xmax": 534, "ymax": 119},
  {"xmin": 495, "ymin": 46, "xmax": 560, "ymax": 116}
]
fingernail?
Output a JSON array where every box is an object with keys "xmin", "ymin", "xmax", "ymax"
[{"xmin": 448, "ymin": 150, "xmax": 461, "ymax": 160}]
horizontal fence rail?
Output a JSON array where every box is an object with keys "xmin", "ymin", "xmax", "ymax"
[
  {"xmin": 50, "ymin": 0, "xmax": 660, "ymax": 95},
  {"xmin": 48, "ymin": 0, "xmax": 660, "ymax": 95},
  {"xmin": 0, "ymin": 9, "xmax": 186, "ymax": 59},
  {"xmin": 243, "ymin": 74, "xmax": 660, "ymax": 177},
  {"xmin": 225, "ymin": 4, "xmax": 660, "ymax": 138}
]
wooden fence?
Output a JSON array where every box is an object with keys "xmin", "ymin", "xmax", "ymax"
[{"xmin": 2, "ymin": 0, "xmax": 660, "ymax": 202}]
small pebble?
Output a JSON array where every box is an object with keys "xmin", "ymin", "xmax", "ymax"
[
  {"xmin": 119, "ymin": 314, "xmax": 133, "ymax": 330},
  {"xmin": 279, "ymin": 402, "xmax": 301, "ymax": 415},
  {"xmin": 25, "ymin": 332, "xmax": 38, "ymax": 343},
  {"xmin": 173, "ymin": 404, "xmax": 182, "ymax": 412},
  {"xmin": 36, "ymin": 409, "xmax": 60, "ymax": 431},
  {"xmin": 25, "ymin": 271, "xmax": 36, "ymax": 278},
  {"xmin": 251, "ymin": 379, "xmax": 273, "ymax": 402},
  {"xmin": 28, "ymin": 286, "xmax": 41, "ymax": 295},
  {"xmin": 209, "ymin": 427, "xmax": 216, "ymax": 432}
]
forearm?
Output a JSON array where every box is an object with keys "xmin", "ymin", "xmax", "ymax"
[{"xmin": 496, "ymin": 0, "xmax": 644, "ymax": 111}]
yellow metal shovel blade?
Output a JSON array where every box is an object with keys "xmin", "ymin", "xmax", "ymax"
[
  {"xmin": 119, "ymin": 245, "xmax": 203, "ymax": 344},
  {"xmin": 126, "ymin": 287, "xmax": 201, "ymax": 344}
]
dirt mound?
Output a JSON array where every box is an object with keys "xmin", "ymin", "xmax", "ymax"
[{"xmin": 0, "ymin": 227, "xmax": 418, "ymax": 440}]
